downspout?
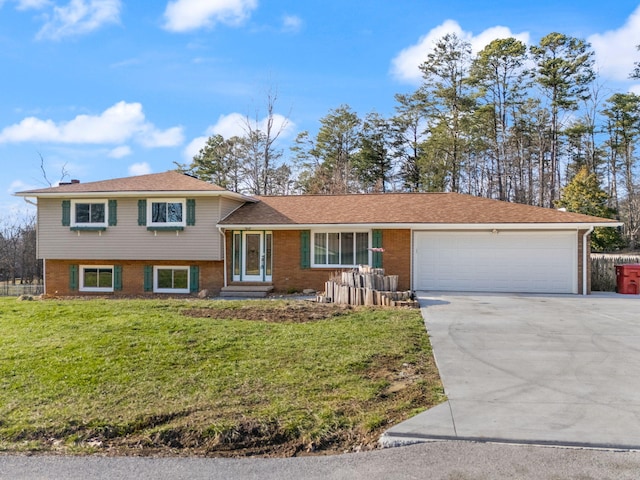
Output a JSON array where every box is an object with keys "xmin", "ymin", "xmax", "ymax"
[
  {"xmin": 218, "ymin": 226, "xmax": 228, "ymax": 288},
  {"xmin": 583, "ymin": 227, "xmax": 594, "ymax": 296}
]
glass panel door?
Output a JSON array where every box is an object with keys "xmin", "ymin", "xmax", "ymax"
[
  {"xmin": 235, "ymin": 231, "xmax": 273, "ymax": 282},
  {"xmin": 244, "ymin": 233, "xmax": 262, "ymax": 278}
]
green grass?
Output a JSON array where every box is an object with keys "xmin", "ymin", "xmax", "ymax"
[{"xmin": 0, "ymin": 297, "xmax": 444, "ymax": 455}]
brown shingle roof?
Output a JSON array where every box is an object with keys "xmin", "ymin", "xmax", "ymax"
[
  {"xmin": 219, "ymin": 192, "xmax": 620, "ymax": 226},
  {"xmin": 16, "ymin": 171, "xmax": 228, "ymax": 195}
]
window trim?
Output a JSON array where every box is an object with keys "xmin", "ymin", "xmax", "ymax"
[
  {"xmin": 70, "ymin": 199, "xmax": 108, "ymax": 228},
  {"xmin": 79, "ymin": 265, "xmax": 114, "ymax": 292},
  {"xmin": 147, "ymin": 198, "xmax": 186, "ymax": 228},
  {"xmin": 153, "ymin": 265, "xmax": 190, "ymax": 294},
  {"xmin": 310, "ymin": 230, "xmax": 371, "ymax": 268}
]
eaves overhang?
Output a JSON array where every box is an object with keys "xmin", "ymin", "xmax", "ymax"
[
  {"xmin": 217, "ymin": 221, "xmax": 623, "ymax": 231},
  {"xmin": 14, "ymin": 190, "xmax": 257, "ymax": 203}
]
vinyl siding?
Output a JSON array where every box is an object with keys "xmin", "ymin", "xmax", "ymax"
[
  {"xmin": 38, "ymin": 196, "xmax": 235, "ymax": 261},
  {"xmin": 218, "ymin": 197, "xmax": 245, "ymax": 258},
  {"xmin": 219, "ymin": 197, "xmax": 245, "ymax": 220}
]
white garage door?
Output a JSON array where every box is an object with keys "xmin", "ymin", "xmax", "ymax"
[{"xmin": 413, "ymin": 231, "xmax": 577, "ymax": 293}]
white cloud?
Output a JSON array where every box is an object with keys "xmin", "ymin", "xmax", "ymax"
[
  {"xmin": 14, "ymin": 0, "xmax": 51, "ymax": 10},
  {"xmin": 630, "ymin": 84, "xmax": 640, "ymax": 95},
  {"xmin": 211, "ymin": 112, "xmax": 293, "ymax": 139},
  {"xmin": 391, "ymin": 19, "xmax": 530, "ymax": 84},
  {"xmin": 110, "ymin": 58, "xmax": 140, "ymax": 69},
  {"xmin": 0, "ymin": 101, "xmax": 184, "ymax": 148},
  {"xmin": 183, "ymin": 135, "xmax": 208, "ymax": 161},
  {"xmin": 282, "ymin": 14, "xmax": 301, "ymax": 33},
  {"xmin": 182, "ymin": 112, "xmax": 294, "ymax": 160},
  {"xmin": 1, "ymin": 199, "xmax": 36, "ymax": 217},
  {"xmin": 138, "ymin": 126, "xmax": 185, "ymax": 147},
  {"xmin": 209, "ymin": 112, "xmax": 247, "ymax": 138},
  {"xmin": 588, "ymin": 5, "xmax": 640, "ymax": 82},
  {"xmin": 128, "ymin": 162, "xmax": 152, "ymax": 176},
  {"xmin": 7, "ymin": 179, "xmax": 38, "ymax": 194},
  {"xmin": 36, "ymin": 0, "xmax": 121, "ymax": 40},
  {"xmin": 163, "ymin": 0, "xmax": 257, "ymax": 32},
  {"xmin": 108, "ymin": 145, "xmax": 131, "ymax": 158}
]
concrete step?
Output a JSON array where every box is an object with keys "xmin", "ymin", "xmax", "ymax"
[{"xmin": 219, "ymin": 285, "xmax": 274, "ymax": 298}]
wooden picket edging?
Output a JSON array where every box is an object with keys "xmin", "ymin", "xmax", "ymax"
[{"xmin": 316, "ymin": 266, "xmax": 418, "ymax": 307}]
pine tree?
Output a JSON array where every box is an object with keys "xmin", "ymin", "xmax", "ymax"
[{"xmin": 556, "ymin": 167, "xmax": 624, "ymax": 251}]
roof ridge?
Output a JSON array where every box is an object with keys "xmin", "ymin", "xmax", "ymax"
[{"xmin": 256, "ymin": 191, "xmax": 453, "ymax": 199}]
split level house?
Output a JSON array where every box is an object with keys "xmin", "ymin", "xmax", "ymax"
[{"xmin": 15, "ymin": 171, "xmax": 621, "ymax": 297}]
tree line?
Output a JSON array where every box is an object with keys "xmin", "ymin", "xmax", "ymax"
[
  {"xmin": 0, "ymin": 214, "xmax": 39, "ymax": 285},
  {"xmin": 178, "ymin": 32, "xmax": 638, "ymax": 251}
]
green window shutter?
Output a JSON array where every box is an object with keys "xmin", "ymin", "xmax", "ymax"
[
  {"xmin": 62, "ymin": 200, "xmax": 71, "ymax": 226},
  {"xmin": 143, "ymin": 265, "xmax": 153, "ymax": 292},
  {"xmin": 138, "ymin": 199, "xmax": 147, "ymax": 226},
  {"xmin": 186, "ymin": 199, "xmax": 196, "ymax": 226},
  {"xmin": 114, "ymin": 265, "xmax": 123, "ymax": 291},
  {"xmin": 300, "ymin": 230, "xmax": 310, "ymax": 269},
  {"xmin": 69, "ymin": 264, "xmax": 78, "ymax": 291},
  {"xmin": 108, "ymin": 200, "xmax": 118, "ymax": 226},
  {"xmin": 372, "ymin": 229, "xmax": 383, "ymax": 268},
  {"xmin": 190, "ymin": 265, "xmax": 200, "ymax": 293}
]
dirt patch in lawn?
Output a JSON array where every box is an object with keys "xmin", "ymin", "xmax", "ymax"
[
  {"xmin": 4, "ymin": 300, "xmax": 442, "ymax": 458},
  {"xmin": 181, "ymin": 301, "xmax": 357, "ymax": 323},
  {"xmin": 56, "ymin": 353, "xmax": 434, "ymax": 459},
  {"xmin": 84, "ymin": 418, "xmax": 383, "ymax": 458}
]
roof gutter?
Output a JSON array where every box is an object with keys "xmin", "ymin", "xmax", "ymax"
[
  {"xmin": 216, "ymin": 222, "xmax": 622, "ymax": 231},
  {"xmin": 14, "ymin": 190, "xmax": 257, "ymax": 202},
  {"xmin": 19, "ymin": 196, "xmax": 38, "ymax": 207}
]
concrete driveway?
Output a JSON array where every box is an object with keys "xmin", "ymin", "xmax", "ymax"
[{"xmin": 381, "ymin": 292, "xmax": 640, "ymax": 450}]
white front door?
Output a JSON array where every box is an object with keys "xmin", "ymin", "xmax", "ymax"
[{"xmin": 234, "ymin": 231, "xmax": 272, "ymax": 282}]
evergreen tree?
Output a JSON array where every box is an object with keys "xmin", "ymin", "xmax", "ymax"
[
  {"xmin": 294, "ymin": 105, "xmax": 362, "ymax": 194},
  {"xmin": 175, "ymin": 134, "xmax": 244, "ymax": 192},
  {"xmin": 602, "ymin": 92, "xmax": 640, "ymax": 248},
  {"xmin": 418, "ymin": 33, "xmax": 475, "ymax": 192},
  {"xmin": 531, "ymin": 33, "xmax": 595, "ymax": 207},
  {"xmin": 556, "ymin": 166, "xmax": 624, "ymax": 251},
  {"xmin": 354, "ymin": 112, "xmax": 393, "ymax": 192},
  {"xmin": 469, "ymin": 37, "xmax": 530, "ymax": 200},
  {"xmin": 391, "ymin": 91, "xmax": 428, "ymax": 192}
]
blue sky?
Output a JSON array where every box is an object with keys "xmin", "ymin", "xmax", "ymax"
[{"xmin": 3, "ymin": 0, "xmax": 640, "ymax": 215}]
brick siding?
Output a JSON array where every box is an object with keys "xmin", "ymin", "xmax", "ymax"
[
  {"xmin": 45, "ymin": 259, "xmax": 224, "ymax": 296},
  {"xmin": 225, "ymin": 229, "xmax": 413, "ymax": 293}
]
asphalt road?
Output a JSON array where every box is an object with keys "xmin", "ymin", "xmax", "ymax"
[{"xmin": 2, "ymin": 441, "xmax": 640, "ymax": 480}]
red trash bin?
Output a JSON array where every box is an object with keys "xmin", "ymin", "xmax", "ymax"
[{"xmin": 615, "ymin": 264, "xmax": 640, "ymax": 294}]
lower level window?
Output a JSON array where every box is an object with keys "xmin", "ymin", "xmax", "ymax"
[
  {"xmin": 154, "ymin": 266, "xmax": 189, "ymax": 293},
  {"xmin": 80, "ymin": 265, "xmax": 113, "ymax": 292}
]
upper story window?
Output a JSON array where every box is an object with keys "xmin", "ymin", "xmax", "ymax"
[
  {"xmin": 71, "ymin": 200, "xmax": 108, "ymax": 228},
  {"xmin": 148, "ymin": 199, "xmax": 185, "ymax": 227},
  {"xmin": 138, "ymin": 198, "xmax": 195, "ymax": 230},
  {"xmin": 312, "ymin": 231, "xmax": 370, "ymax": 268},
  {"xmin": 76, "ymin": 203, "xmax": 105, "ymax": 224}
]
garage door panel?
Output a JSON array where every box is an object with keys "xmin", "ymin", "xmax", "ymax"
[{"xmin": 413, "ymin": 231, "xmax": 577, "ymax": 293}]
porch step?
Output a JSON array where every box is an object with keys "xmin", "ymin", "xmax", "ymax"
[{"xmin": 220, "ymin": 285, "xmax": 274, "ymax": 298}]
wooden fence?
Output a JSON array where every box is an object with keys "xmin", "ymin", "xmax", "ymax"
[
  {"xmin": 0, "ymin": 283, "xmax": 44, "ymax": 297},
  {"xmin": 591, "ymin": 254, "xmax": 640, "ymax": 291}
]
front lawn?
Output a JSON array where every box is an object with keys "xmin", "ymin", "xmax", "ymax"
[{"xmin": 0, "ymin": 297, "xmax": 443, "ymax": 456}]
